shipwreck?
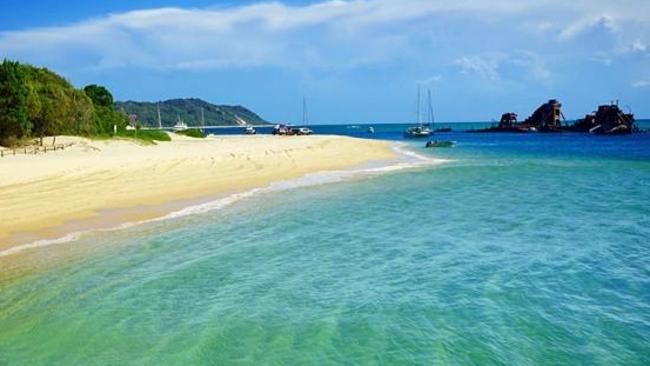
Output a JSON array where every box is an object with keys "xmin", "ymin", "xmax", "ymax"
[
  {"xmin": 569, "ymin": 101, "xmax": 636, "ymax": 135},
  {"xmin": 472, "ymin": 99, "xmax": 638, "ymax": 135},
  {"xmin": 471, "ymin": 99, "xmax": 565, "ymax": 133}
]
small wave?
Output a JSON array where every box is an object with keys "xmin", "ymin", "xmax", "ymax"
[{"xmin": 0, "ymin": 144, "xmax": 445, "ymax": 258}]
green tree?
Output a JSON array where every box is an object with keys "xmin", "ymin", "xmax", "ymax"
[
  {"xmin": 84, "ymin": 84, "xmax": 114, "ymax": 107},
  {"xmin": 0, "ymin": 59, "xmax": 30, "ymax": 146},
  {"xmin": 68, "ymin": 90, "xmax": 95, "ymax": 136}
]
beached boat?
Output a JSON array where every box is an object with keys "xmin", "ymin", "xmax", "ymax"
[
  {"xmin": 405, "ymin": 86, "xmax": 432, "ymax": 138},
  {"xmin": 291, "ymin": 127, "xmax": 313, "ymax": 135},
  {"xmin": 295, "ymin": 97, "xmax": 314, "ymax": 135},
  {"xmin": 424, "ymin": 89, "xmax": 456, "ymax": 148}
]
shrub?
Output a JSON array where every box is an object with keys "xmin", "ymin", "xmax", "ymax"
[{"xmin": 175, "ymin": 129, "xmax": 206, "ymax": 138}]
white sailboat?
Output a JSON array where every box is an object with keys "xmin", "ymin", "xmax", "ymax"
[
  {"xmin": 297, "ymin": 96, "xmax": 313, "ymax": 135},
  {"xmin": 405, "ymin": 86, "xmax": 432, "ymax": 138},
  {"xmin": 425, "ymin": 88, "xmax": 456, "ymax": 148}
]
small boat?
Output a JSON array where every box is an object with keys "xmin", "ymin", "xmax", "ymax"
[
  {"xmin": 423, "ymin": 88, "xmax": 455, "ymax": 148},
  {"xmin": 291, "ymin": 127, "xmax": 313, "ymax": 135},
  {"xmin": 244, "ymin": 126, "xmax": 256, "ymax": 135},
  {"xmin": 173, "ymin": 115, "xmax": 188, "ymax": 131},
  {"xmin": 426, "ymin": 140, "xmax": 456, "ymax": 148},
  {"xmin": 368, "ymin": 126, "xmax": 375, "ymax": 134}
]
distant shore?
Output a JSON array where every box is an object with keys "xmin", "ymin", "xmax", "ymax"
[{"xmin": 0, "ymin": 134, "xmax": 396, "ymax": 254}]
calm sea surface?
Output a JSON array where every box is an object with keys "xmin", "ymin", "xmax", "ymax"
[{"xmin": 1, "ymin": 123, "xmax": 649, "ymax": 365}]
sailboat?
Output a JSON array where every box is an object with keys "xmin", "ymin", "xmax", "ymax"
[
  {"xmin": 404, "ymin": 86, "xmax": 432, "ymax": 138},
  {"xmin": 296, "ymin": 96, "xmax": 313, "ymax": 135},
  {"xmin": 424, "ymin": 89, "xmax": 456, "ymax": 148}
]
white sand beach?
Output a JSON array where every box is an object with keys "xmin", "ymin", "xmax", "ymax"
[{"xmin": 0, "ymin": 134, "xmax": 396, "ymax": 251}]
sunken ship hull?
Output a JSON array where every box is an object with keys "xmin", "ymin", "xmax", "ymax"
[
  {"xmin": 567, "ymin": 102, "xmax": 636, "ymax": 135},
  {"xmin": 471, "ymin": 99, "xmax": 637, "ymax": 135},
  {"xmin": 471, "ymin": 99, "xmax": 564, "ymax": 133}
]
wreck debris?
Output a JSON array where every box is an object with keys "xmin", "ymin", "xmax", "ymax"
[
  {"xmin": 523, "ymin": 99, "xmax": 564, "ymax": 132},
  {"xmin": 570, "ymin": 101, "xmax": 636, "ymax": 135},
  {"xmin": 470, "ymin": 100, "xmax": 564, "ymax": 133},
  {"xmin": 470, "ymin": 99, "xmax": 638, "ymax": 135}
]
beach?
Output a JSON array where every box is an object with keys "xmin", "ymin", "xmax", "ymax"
[{"xmin": 0, "ymin": 134, "xmax": 396, "ymax": 252}]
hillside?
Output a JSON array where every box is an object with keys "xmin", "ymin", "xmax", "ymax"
[{"xmin": 115, "ymin": 98, "xmax": 269, "ymax": 127}]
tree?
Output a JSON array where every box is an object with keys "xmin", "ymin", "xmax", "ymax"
[
  {"xmin": 68, "ymin": 90, "xmax": 95, "ymax": 136},
  {"xmin": 83, "ymin": 84, "xmax": 114, "ymax": 108},
  {"xmin": 0, "ymin": 60, "xmax": 30, "ymax": 146},
  {"xmin": 32, "ymin": 82, "xmax": 66, "ymax": 145}
]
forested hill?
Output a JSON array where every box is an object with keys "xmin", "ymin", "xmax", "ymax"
[{"xmin": 115, "ymin": 98, "xmax": 270, "ymax": 127}]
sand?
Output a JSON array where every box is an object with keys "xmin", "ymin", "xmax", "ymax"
[{"xmin": 0, "ymin": 134, "xmax": 395, "ymax": 251}]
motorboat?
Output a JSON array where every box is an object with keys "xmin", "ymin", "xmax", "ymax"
[{"xmin": 426, "ymin": 140, "xmax": 456, "ymax": 148}]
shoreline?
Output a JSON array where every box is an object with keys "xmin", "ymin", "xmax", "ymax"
[{"xmin": 0, "ymin": 135, "xmax": 440, "ymax": 257}]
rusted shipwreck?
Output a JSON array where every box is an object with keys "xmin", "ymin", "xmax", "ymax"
[
  {"xmin": 568, "ymin": 102, "xmax": 636, "ymax": 135},
  {"xmin": 472, "ymin": 99, "xmax": 636, "ymax": 135},
  {"xmin": 472, "ymin": 99, "xmax": 564, "ymax": 133}
]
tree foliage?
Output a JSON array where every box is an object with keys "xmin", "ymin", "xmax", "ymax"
[
  {"xmin": 0, "ymin": 60, "xmax": 128, "ymax": 146},
  {"xmin": 84, "ymin": 84, "xmax": 114, "ymax": 107},
  {"xmin": 0, "ymin": 60, "xmax": 30, "ymax": 146}
]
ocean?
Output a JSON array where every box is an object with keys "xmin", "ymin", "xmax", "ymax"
[{"xmin": 1, "ymin": 123, "xmax": 649, "ymax": 365}]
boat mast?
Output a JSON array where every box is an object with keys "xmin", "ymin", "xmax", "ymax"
[
  {"xmin": 201, "ymin": 107, "xmax": 205, "ymax": 127},
  {"xmin": 157, "ymin": 103, "xmax": 162, "ymax": 129},
  {"xmin": 427, "ymin": 88, "xmax": 434, "ymax": 128},
  {"xmin": 302, "ymin": 96, "xmax": 308, "ymax": 126},
  {"xmin": 416, "ymin": 85, "xmax": 421, "ymax": 126}
]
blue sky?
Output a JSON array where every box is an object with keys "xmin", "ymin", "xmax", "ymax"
[{"xmin": 1, "ymin": 0, "xmax": 649, "ymax": 123}]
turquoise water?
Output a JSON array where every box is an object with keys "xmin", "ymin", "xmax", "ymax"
[{"xmin": 1, "ymin": 128, "xmax": 649, "ymax": 365}]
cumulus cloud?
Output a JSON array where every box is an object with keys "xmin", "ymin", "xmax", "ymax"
[{"xmin": 0, "ymin": 0, "xmax": 648, "ymax": 73}]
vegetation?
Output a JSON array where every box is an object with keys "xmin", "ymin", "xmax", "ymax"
[
  {"xmin": 115, "ymin": 98, "xmax": 269, "ymax": 127},
  {"xmin": 0, "ymin": 60, "xmax": 268, "ymax": 147},
  {"xmin": 175, "ymin": 128, "xmax": 207, "ymax": 138},
  {"xmin": 117, "ymin": 129, "xmax": 172, "ymax": 143},
  {"xmin": 0, "ymin": 59, "xmax": 129, "ymax": 147}
]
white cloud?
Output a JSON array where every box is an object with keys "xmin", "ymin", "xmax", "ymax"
[
  {"xmin": 454, "ymin": 56, "xmax": 500, "ymax": 80},
  {"xmin": 454, "ymin": 51, "xmax": 550, "ymax": 82},
  {"xmin": 632, "ymin": 80, "xmax": 650, "ymax": 88},
  {"xmin": 631, "ymin": 39, "xmax": 647, "ymax": 52},
  {"xmin": 0, "ymin": 0, "xmax": 648, "ymax": 72}
]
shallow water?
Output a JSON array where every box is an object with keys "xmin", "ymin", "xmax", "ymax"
[{"xmin": 1, "ymin": 127, "xmax": 649, "ymax": 365}]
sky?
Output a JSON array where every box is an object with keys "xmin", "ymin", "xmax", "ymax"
[{"xmin": 1, "ymin": 0, "xmax": 649, "ymax": 124}]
